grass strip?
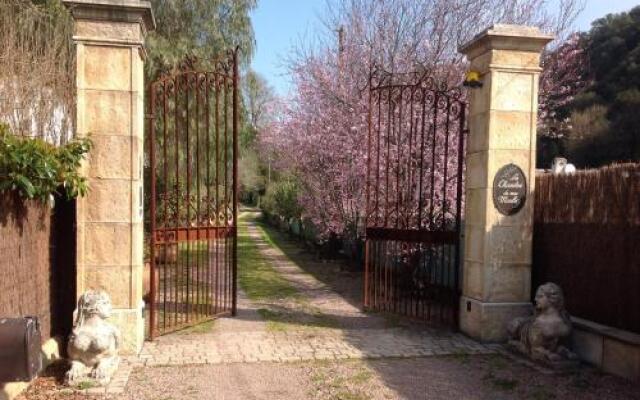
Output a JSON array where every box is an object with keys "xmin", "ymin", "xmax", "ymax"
[{"xmin": 237, "ymin": 221, "xmax": 299, "ymax": 301}]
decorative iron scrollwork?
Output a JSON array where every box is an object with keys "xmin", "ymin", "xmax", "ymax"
[{"xmin": 370, "ymin": 64, "xmax": 466, "ymax": 102}]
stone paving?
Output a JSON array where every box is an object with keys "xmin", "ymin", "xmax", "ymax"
[
  {"xmin": 136, "ymin": 326, "xmax": 493, "ymax": 366},
  {"xmin": 129, "ymin": 214, "xmax": 495, "ymax": 371}
]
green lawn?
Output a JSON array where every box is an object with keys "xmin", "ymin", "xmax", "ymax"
[{"xmin": 237, "ymin": 218, "xmax": 299, "ymax": 301}]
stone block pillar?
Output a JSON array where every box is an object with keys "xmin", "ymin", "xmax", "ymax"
[
  {"xmin": 64, "ymin": 0, "xmax": 154, "ymax": 354},
  {"xmin": 458, "ymin": 25, "xmax": 553, "ymax": 342}
]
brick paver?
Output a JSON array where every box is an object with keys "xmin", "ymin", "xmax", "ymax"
[{"xmin": 137, "ymin": 327, "xmax": 493, "ymax": 367}]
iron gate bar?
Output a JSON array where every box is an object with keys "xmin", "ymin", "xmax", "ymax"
[
  {"xmin": 224, "ymin": 67, "xmax": 229, "ymax": 317},
  {"xmin": 232, "ymin": 49, "xmax": 239, "ymax": 316},
  {"xmin": 149, "ymin": 77, "xmax": 156, "ymax": 334},
  {"xmin": 364, "ymin": 67, "xmax": 467, "ymax": 328},
  {"xmin": 147, "ymin": 51, "xmax": 239, "ymax": 339},
  {"xmin": 205, "ymin": 72, "xmax": 211, "ymax": 318}
]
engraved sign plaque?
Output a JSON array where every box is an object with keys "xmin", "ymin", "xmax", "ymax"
[{"xmin": 493, "ymin": 163, "xmax": 527, "ymax": 215}]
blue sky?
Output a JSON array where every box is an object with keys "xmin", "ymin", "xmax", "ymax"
[
  {"xmin": 251, "ymin": 0, "xmax": 640, "ymax": 96},
  {"xmin": 251, "ymin": 0, "xmax": 323, "ymax": 95}
]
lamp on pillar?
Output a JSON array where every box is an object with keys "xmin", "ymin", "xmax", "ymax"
[
  {"xmin": 463, "ymin": 71, "xmax": 483, "ymax": 88},
  {"xmin": 458, "ymin": 24, "xmax": 553, "ymax": 342}
]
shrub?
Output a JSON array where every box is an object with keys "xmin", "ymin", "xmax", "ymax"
[
  {"xmin": 261, "ymin": 179, "xmax": 302, "ymax": 222},
  {"xmin": 0, "ymin": 124, "xmax": 91, "ymax": 201}
]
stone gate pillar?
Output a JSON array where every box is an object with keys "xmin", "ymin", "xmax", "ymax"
[
  {"xmin": 64, "ymin": 0, "xmax": 155, "ymax": 354},
  {"xmin": 458, "ymin": 25, "xmax": 553, "ymax": 342}
]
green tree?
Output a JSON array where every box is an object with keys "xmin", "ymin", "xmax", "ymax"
[
  {"xmin": 564, "ymin": 104, "xmax": 610, "ymax": 166},
  {"xmin": 147, "ymin": 0, "xmax": 256, "ymax": 79},
  {"xmin": 566, "ymin": 6, "xmax": 640, "ymax": 166},
  {"xmin": 238, "ymin": 70, "xmax": 276, "ymax": 204},
  {"xmin": 239, "ymin": 148, "xmax": 264, "ymax": 205},
  {"xmin": 239, "ymin": 70, "xmax": 276, "ymax": 148},
  {"xmin": 588, "ymin": 7, "xmax": 640, "ymax": 102},
  {"xmin": 243, "ymin": 70, "xmax": 275, "ymax": 131},
  {"xmin": 262, "ymin": 177, "xmax": 302, "ymax": 221}
]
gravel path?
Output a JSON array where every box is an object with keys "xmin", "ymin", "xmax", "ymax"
[{"xmin": 135, "ymin": 214, "xmax": 492, "ymax": 368}]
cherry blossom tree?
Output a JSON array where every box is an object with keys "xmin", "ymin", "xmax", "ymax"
[
  {"xmin": 262, "ymin": 0, "xmax": 584, "ymax": 238},
  {"xmin": 539, "ymin": 33, "xmax": 590, "ymax": 139}
]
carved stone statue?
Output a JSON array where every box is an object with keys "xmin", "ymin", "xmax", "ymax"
[
  {"xmin": 66, "ymin": 290, "xmax": 121, "ymax": 386},
  {"xmin": 507, "ymin": 282, "xmax": 578, "ymax": 364}
]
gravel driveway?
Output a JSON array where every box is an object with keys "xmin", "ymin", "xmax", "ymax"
[{"xmin": 18, "ymin": 211, "xmax": 640, "ymax": 400}]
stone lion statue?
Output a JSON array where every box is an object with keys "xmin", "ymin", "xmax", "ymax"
[
  {"xmin": 507, "ymin": 282, "xmax": 577, "ymax": 363},
  {"xmin": 66, "ymin": 290, "xmax": 121, "ymax": 386}
]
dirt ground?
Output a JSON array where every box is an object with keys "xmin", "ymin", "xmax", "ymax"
[
  {"xmin": 123, "ymin": 358, "xmax": 637, "ymax": 400},
  {"xmin": 21, "ymin": 354, "xmax": 640, "ymax": 400}
]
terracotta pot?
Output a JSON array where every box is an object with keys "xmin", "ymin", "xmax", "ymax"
[{"xmin": 154, "ymin": 243, "xmax": 178, "ymax": 264}]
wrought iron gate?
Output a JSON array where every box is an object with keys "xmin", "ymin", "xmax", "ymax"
[
  {"xmin": 364, "ymin": 69, "xmax": 467, "ymax": 327},
  {"xmin": 146, "ymin": 52, "xmax": 239, "ymax": 338}
]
